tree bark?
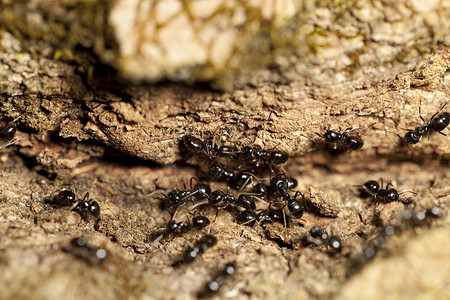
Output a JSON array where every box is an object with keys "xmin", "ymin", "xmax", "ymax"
[{"xmin": 1, "ymin": 1, "xmax": 450, "ymax": 299}]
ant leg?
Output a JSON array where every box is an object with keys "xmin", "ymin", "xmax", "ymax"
[
  {"xmin": 379, "ymin": 178, "xmax": 384, "ymax": 189},
  {"xmin": 148, "ymin": 191, "xmax": 166, "ymax": 199},
  {"xmin": 436, "ymin": 131, "xmax": 447, "ymax": 136},
  {"xmin": 200, "ymin": 123, "xmax": 205, "ymax": 140},
  {"xmin": 398, "ymin": 190, "xmax": 416, "ymax": 196},
  {"xmin": 171, "ymin": 208, "xmax": 179, "ymax": 220},
  {"xmin": 238, "ymin": 172, "xmax": 261, "ymax": 192},
  {"xmin": 191, "ymin": 200, "xmax": 209, "ymax": 209},
  {"xmin": 281, "ymin": 208, "xmax": 290, "ymax": 241},
  {"xmin": 249, "ymin": 195, "xmax": 270, "ymax": 205},
  {"xmin": 385, "ymin": 182, "xmax": 393, "ymax": 190},
  {"xmin": 70, "ymin": 200, "xmax": 80, "ymax": 211},
  {"xmin": 419, "ymin": 98, "xmax": 422, "ymax": 116},
  {"xmin": 212, "ymin": 208, "xmax": 219, "ymax": 222},
  {"xmin": 348, "ymin": 122, "xmax": 376, "ymax": 136},
  {"xmin": 0, "ymin": 140, "xmax": 15, "ymax": 149},
  {"xmin": 212, "ymin": 125, "xmax": 222, "ymax": 153}
]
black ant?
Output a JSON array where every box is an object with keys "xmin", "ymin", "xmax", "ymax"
[
  {"xmin": 360, "ymin": 179, "xmax": 415, "ymax": 204},
  {"xmin": 363, "ymin": 206, "xmax": 442, "ymax": 262},
  {"xmin": 183, "ymin": 135, "xmax": 237, "ymax": 158},
  {"xmin": 235, "ymin": 209, "xmax": 258, "ymax": 226},
  {"xmin": 173, "ymin": 234, "xmax": 217, "ymax": 266},
  {"xmin": 402, "ymin": 205, "xmax": 443, "ymax": 226},
  {"xmin": 256, "ymin": 190, "xmax": 305, "ymax": 230},
  {"xmin": 0, "ymin": 122, "xmax": 17, "ymax": 149},
  {"xmin": 45, "ymin": 187, "xmax": 76, "ymax": 207},
  {"xmin": 152, "ymin": 214, "xmax": 211, "ymax": 244},
  {"xmin": 191, "ymin": 188, "xmax": 236, "ymax": 211},
  {"xmin": 307, "ymin": 225, "xmax": 342, "ymax": 252},
  {"xmin": 62, "ymin": 237, "xmax": 107, "ymax": 264},
  {"xmin": 0, "ymin": 109, "xmax": 29, "ymax": 149},
  {"xmin": 45, "ymin": 188, "xmax": 100, "ymax": 218},
  {"xmin": 149, "ymin": 181, "xmax": 211, "ymax": 217},
  {"xmin": 209, "ymin": 162, "xmax": 237, "ymax": 182},
  {"xmin": 239, "ymin": 145, "xmax": 289, "ymax": 171},
  {"xmin": 183, "ymin": 135, "xmax": 204, "ymax": 154},
  {"xmin": 316, "ymin": 123, "xmax": 375, "ymax": 151},
  {"xmin": 269, "ymin": 174, "xmax": 298, "ymax": 196},
  {"xmin": 258, "ymin": 209, "xmax": 284, "ymax": 224},
  {"xmin": 198, "ymin": 262, "xmax": 236, "ymax": 298},
  {"xmin": 72, "ymin": 192, "xmax": 101, "ymax": 218},
  {"xmin": 398, "ymin": 100, "xmax": 450, "ymax": 144},
  {"xmin": 284, "ymin": 191, "xmax": 305, "ymax": 219},
  {"xmin": 192, "ymin": 214, "xmax": 211, "ymax": 228},
  {"xmin": 362, "ymin": 225, "xmax": 395, "ymax": 262},
  {"xmin": 268, "ymin": 149, "xmax": 289, "ymax": 171},
  {"xmin": 323, "ymin": 128, "xmax": 364, "ymax": 151}
]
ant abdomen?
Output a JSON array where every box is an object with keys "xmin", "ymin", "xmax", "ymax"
[
  {"xmin": 0, "ymin": 123, "xmax": 17, "ymax": 149},
  {"xmin": 287, "ymin": 198, "xmax": 304, "ymax": 218},
  {"xmin": 403, "ymin": 131, "xmax": 421, "ymax": 144},
  {"xmin": 183, "ymin": 135, "xmax": 204, "ymax": 153},
  {"xmin": 235, "ymin": 194, "xmax": 256, "ymax": 210},
  {"xmin": 236, "ymin": 209, "xmax": 257, "ymax": 226},
  {"xmin": 344, "ymin": 135, "xmax": 363, "ymax": 151},
  {"xmin": 269, "ymin": 150, "xmax": 289, "ymax": 166},
  {"xmin": 362, "ymin": 180, "xmax": 380, "ymax": 195},
  {"xmin": 431, "ymin": 112, "xmax": 450, "ymax": 132}
]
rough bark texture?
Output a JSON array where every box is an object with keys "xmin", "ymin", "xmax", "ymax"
[{"xmin": 1, "ymin": 1, "xmax": 450, "ymax": 300}]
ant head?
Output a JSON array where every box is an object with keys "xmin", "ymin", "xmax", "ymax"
[
  {"xmin": 89, "ymin": 201, "xmax": 100, "ymax": 216},
  {"xmin": 167, "ymin": 189, "xmax": 185, "ymax": 208},
  {"xmin": 385, "ymin": 189, "xmax": 399, "ymax": 202}
]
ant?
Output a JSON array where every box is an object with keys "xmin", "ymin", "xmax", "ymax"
[
  {"xmin": 152, "ymin": 214, "xmax": 211, "ymax": 244},
  {"xmin": 239, "ymin": 145, "xmax": 289, "ymax": 171},
  {"xmin": 257, "ymin": 208, "xmax": 284, "ymax": 224},
  {"xmin": 183, "ymin": 135, "xmax": 237, "ymax": 158},
  {"xmin": 62, "ymin": 237, "xmax": 107, "ymax": 264},
  {"xmin": 45, "ymin": 187, "xmax": 100, "ymax": 218},
  {"xmin": 209, "ymin": 162, "xmax": 237, "ymax": 182},
  {"xmin": 315, "ymin": 123, "xmax": 375, "ymax": 151},
  {"xmin": 363, "ymin": 206, "xmax": 442, "ymax": 262},
  {"xmin": 173, "ymin": 234, "xmax": 217, "ymax": 266},
  {"xmin": 269, "ymin": 174, "xmax": 298, "ymax": 197},
  {"xmin": 255, "ymin": 190, "xmax": 305, "ymax": 230},
  {"xmin": 149, "ymin": 180, "xmax": 211, "ymax": 217},
  {"xmin": 360, "ymin": 179, "xmax": 415, "ymax": 204},
  {"xmin": 0, "ymin": 108, "xmax": 30, "ymax": 149},
  {"xmin": 398, "ymin": 100, "xmax": 450, "ymax": 144},
  {"xmin": 198, "ymin": 262, "xmax": 236, "ymax": 298},
  {"xmin": 71, "ymin": 192, "xmax": 101, "ymax": 218},
  {"xmin": 402, "ymin": 205, "xmax": 443, "ymax": 226},
  {"xmin": 284, "ymin": 191, "xmax": 305, "ymax": 219},
  {"xmin": 45, "ymin": 187, "xmax": 76, "ymax": 207},
  {"xmin": 235, "ymin": 209, "xmax": 258, "ymax": 226},
  {"xmin": 307, "ymin": 225, "xmax": 342, "ymax": 252},
  {"xmin": 0, "ymin": 122, "xmax": 17, "ymax": 149},
  {"xmin": 323, "ymin": 128, "xmax": 364, "ymax": 151}
]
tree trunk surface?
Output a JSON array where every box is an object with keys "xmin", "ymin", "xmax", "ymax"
[{"xmin": 1, "ymin": 1, "xmax": 450, "ymax": 299}]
